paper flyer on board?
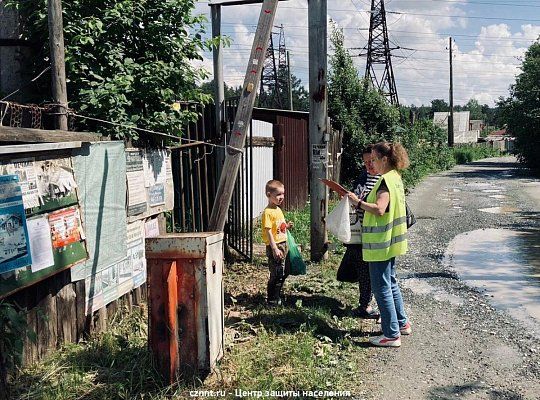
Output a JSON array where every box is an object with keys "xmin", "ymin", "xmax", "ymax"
[
  {"xmin": 101, "ymin": 263, "xmax": 119, "ymax": 306},
  {"xmin": 1, "ymin": 158, "xmax": 40, "ymax": 209},
  {"xmin": 0, "ymin": 175, "xmax": 32, "ymax": 273},
  {"xmin": 148, "ymin": 183, "xmax": 165, "ymax": 206},
  {"xmin": 126, "ymin": 150, "xmax": 147, "ymax": 216},
  {"xmin": 85, "ymin": 273, "xmax": 103, "ymax": 314},
  {"xmin": 127, "ymin": 220, "xmax": 146, "ymax": 288},
  {"xmin": 35, "ymin": 158, "xmax": 77, "ymax": 206},
  {"xmin": 143, "ymin": 149, "xmax": 167, "ymax": 187},
  {"xmin": 144, "ymin": 218, "xmax": 160, "ymax": 238},
  {"xmin": 49, "ymin": 206, "xmax": 84, "ymax": 249},
  {"xmin": 27, "ymin": 216, "xmax": 55, "ymax": 272}
]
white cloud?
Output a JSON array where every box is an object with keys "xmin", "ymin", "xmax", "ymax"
[{"xmin": 194, "ymin": 0, "xmax": 539, "ymax": 107}]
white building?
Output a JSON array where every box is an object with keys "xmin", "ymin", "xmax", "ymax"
[{"xmin": 433, "ymin": 111, "xmax": 480, "ymax": 144}]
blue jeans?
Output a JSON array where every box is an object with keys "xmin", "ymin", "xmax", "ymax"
[{"xmin": 369, "ymin": 258, "xmax": 408, "ymax": 338}]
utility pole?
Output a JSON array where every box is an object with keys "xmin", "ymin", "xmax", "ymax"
[
  {"xmin": 211, "ymin": 4, "xmax": 224, "ymax": 140},
  {"xmin": 308, "ymin": 0, "xmax": 328, "ymax": 262},
  {"xmin": 208, "ymin": 0, "xmax": 279, "ymax": 231},
  {"xmin": 448, "ymin": 37, "xmax": 454, "ymax": 147},
  {"xmin": 47, "ymin": 0, "xmax": 68, "ymax": 130},
  {"xmin": 287, "ymin": 50, "xmax": 293, "ymax": 110}
]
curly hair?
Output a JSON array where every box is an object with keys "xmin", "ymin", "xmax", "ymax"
[{"xmin": 373, "ymin": 141, "xmax": 410, "ymax": 171}]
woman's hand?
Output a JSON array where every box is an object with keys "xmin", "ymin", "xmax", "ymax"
[
  {"xmin": 287, "ymin": 221, "xmax": 294, "ymax": 229},
  {"xmin": 346, "ymin": 191, "xmax": 360, "ymax": 207}
]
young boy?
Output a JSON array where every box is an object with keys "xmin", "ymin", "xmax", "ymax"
[{"xmin": 262, "ymin": 180, "xmax": 293, "ymax": 306}]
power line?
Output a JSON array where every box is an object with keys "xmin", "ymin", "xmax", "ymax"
[
  {"xmin": 396, "ymin": 0, "xmax": 540, "ymax": 7},
  {"xmin": 205, "ymin": 22, "xmax": 539, "ymax": 42},
  {"xmin": 386, "ymin": 10, "xmax": 540, "ymax": 23}
]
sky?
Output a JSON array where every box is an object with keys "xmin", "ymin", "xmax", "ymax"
[{"xmin": 192, "ymin": 0, "xmax": 540, "ymax": 107}]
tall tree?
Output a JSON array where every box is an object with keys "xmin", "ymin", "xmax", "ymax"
[
  {"xmin": 328, "ymin": 25, "xmax": 399, "ymax": 184},
  {"xmin": 9, "ymin": 0, "xmax": 222, "ymax": 141},
  {"xmin": 498, "ymin": 41, "xmax": 540, "ymax": 172},
  {"xmin": 200, "ymin": 80, "xmax": 243, "ymax": 100},
  {"xmin": 431, "ymin": 99, "xmax": 449, "ymax": 113}
]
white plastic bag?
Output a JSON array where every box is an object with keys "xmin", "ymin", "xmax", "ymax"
[{"xmin": 326, "ymin": 196, "xmax": 351, "ymax": 243}]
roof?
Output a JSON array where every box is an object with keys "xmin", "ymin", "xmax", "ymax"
[
  {"xmin": 489, "ymin": 128, "xmax": 507, "ymax": 136},
  {"xmin": 433, "ymin": 111, "xmax": 470, "ymax": 132}
]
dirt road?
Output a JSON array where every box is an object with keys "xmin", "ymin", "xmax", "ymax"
[{"xmin": 361, "ymin": 157, "xmax": 540, "ymax": 400}]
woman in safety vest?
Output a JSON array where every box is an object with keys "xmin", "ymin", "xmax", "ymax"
[{"xmin": 347, "ymin": 141, "xmax": 411, "ymax": 347}]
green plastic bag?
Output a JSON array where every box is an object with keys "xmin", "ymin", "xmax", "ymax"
[{"xmin": 287, "ymin": 231, "xmax": 306, "ymax": 275}]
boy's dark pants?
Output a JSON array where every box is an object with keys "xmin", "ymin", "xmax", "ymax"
[{"xmin": 266, "ymin": 242, "xmax": 290, "ymax": 302}]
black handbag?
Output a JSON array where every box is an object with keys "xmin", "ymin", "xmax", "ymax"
[
  {"xmin": 336, "ymin": 245, "xmax": 362, "ymax": 283},
  {"xmin": 406, "ymin": 202, "xmax": 416, "ymax": 228}
]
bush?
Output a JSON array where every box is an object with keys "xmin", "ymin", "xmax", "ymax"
[
  {"xmin": 399, "ymin": 120, "xmax": 455, "ymax": 189},
  {"xmin": 453, "ymin": 145, "xmax": 501, "ymax": 164}
]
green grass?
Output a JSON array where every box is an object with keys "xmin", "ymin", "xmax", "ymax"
[
  {"xmin": 453, "ymin": 145, "xmax": 502, "ymax": 164},
  {"xmin": 212, "ymin": 254, "xmax": 369, "ymax": 398},
  {"xmin": 10, "ymin": 307, "xmax": 193, "ymax": 400},
  {"xmin": 10, "ymin": 253, "xmax": 370, "ymax": 399}
]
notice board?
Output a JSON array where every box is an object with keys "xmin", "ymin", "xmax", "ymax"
[{"xmin": 0, "ymin": 149, "xmax": 88, "ymax": 299}]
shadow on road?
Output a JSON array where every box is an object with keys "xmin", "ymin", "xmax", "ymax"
[{"xmin": 428, "ymin": 381, "xmax": 525, "ymax": 400}]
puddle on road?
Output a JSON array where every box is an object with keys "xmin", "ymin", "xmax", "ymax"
[
  {"xmin": 489, "ymin": 194, "xmax": 507, "ymax": 199},
  {"xmin": 478, "ymin": 206, "xmax": 519, "ymax": 214},
  {"xmin": 444, "ymin": 228, "xmax": 540, "ymax": 333}
]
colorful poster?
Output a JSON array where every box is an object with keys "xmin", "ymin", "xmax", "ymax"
[
  {"xmin": 2, "ymin": 158, "xmax": 40, "ymax": 209},
  {"xmin": 27, "ymin": 216, "xmax": 55, "ymax": 272},
  {"xmin": 0, "ymin": 175, "xmax": 32, "ymax": 273},
  {"xmin": 49, "ymin": 207, "xmax": 84, "ymax": 249}
]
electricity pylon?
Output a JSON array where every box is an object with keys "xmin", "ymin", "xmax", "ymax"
[{"xmin": 364, "ymin": 0, "xmax": 399, "ymax": 106}]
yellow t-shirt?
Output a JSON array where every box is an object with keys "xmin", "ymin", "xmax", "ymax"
[{"xmin": 261, "ymin": 206, "xmax": 287, "ymax": 245}]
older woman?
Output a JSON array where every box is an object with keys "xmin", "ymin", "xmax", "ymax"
[{"xmin": 347, "ymin": 141, "xmax": 411, "ymax": 347}]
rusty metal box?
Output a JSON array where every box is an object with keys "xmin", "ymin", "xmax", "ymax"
[{"xmin": 146, "ymin": 232, "xmax": 224, "ymax": 381}]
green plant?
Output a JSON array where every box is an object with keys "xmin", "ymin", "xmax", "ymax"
[
  {"xmin": 498, "ymin": 41, "xmax": 540, "ymax": 173},
  {"xmin": 8, "ymin": 0, "xmax": 228, "ymax": 142},
  {"xmin": 328, "ymin": 26, "xmax": 456, "ymax": 188},
  {"xmin": 453, "ymin": 145, "xmax": 501, "ymax": 164},
  {"xmin": 0, "ymin": 301, "xmax": 36, "ymax": 398},
  {"xmin": 328, "ymin": 25, "xmax": 400, "ymax": 186}
]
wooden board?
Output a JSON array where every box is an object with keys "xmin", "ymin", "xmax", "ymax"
[
  {"xmin": 320, "ymin": 178, "xmax": 348, "ymax": 196},
  {"xmin": 0, "ymin": 126, "xmax": 104, "ymax": 143}
]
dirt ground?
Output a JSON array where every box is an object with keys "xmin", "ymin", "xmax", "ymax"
[{"xmin": 359, "ymin": 157, "xmax": 540, "ymax": 400}]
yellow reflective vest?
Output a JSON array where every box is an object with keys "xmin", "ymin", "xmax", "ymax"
[{"xmin": 362, "ymin": 170, "xmax": 408, "ymax": 261}]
